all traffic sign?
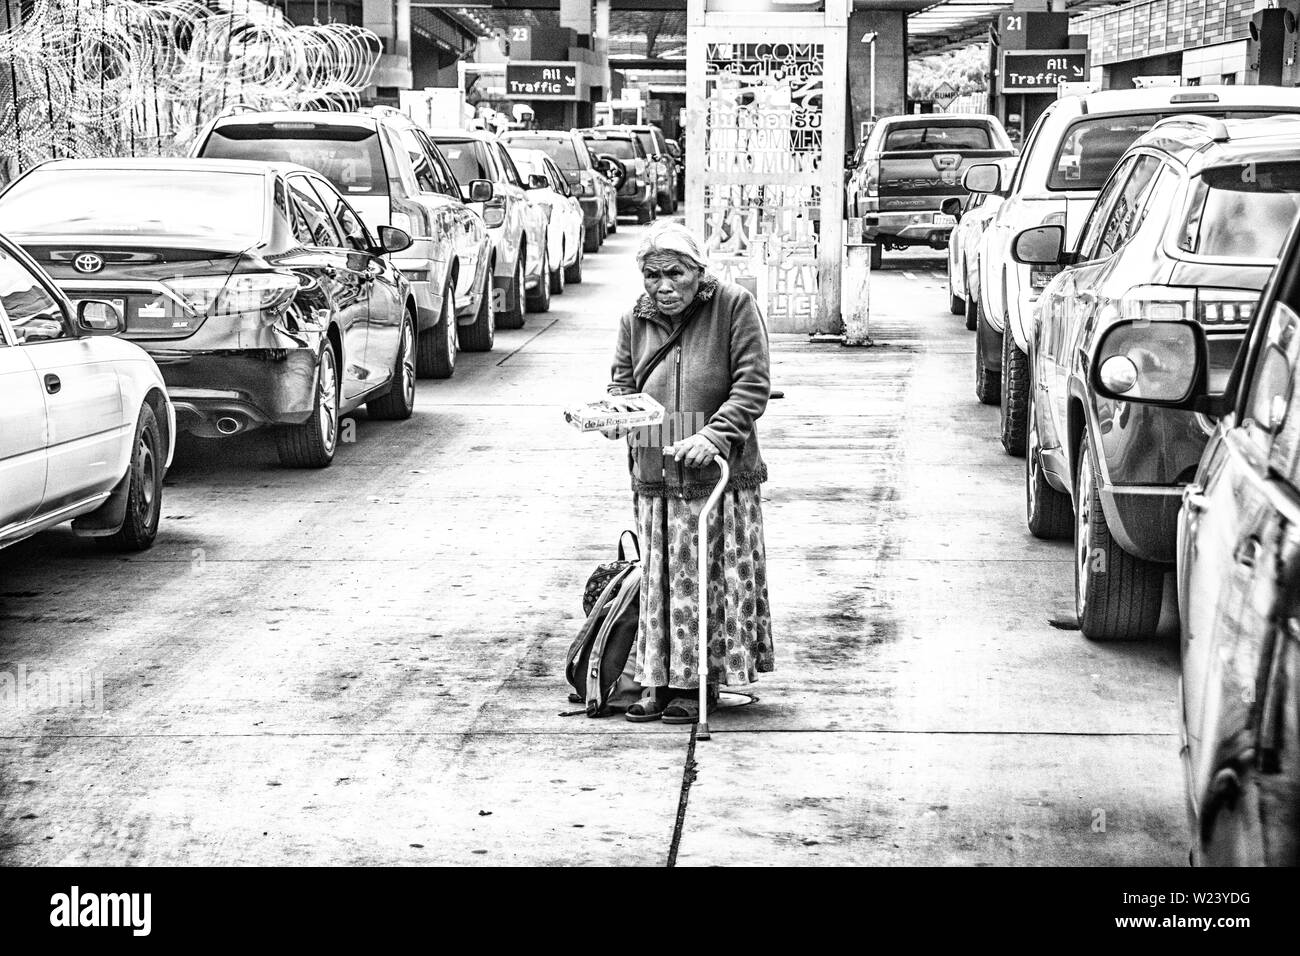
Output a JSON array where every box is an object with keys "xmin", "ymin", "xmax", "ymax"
[{"xmin": 998, "ymin": 50, "xmax": 1087, "ymax": 93}]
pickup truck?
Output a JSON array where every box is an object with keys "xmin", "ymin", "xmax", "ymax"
[{"xmin": 846, "ymin": 113, "xmax": 1015, "ymax": 268}]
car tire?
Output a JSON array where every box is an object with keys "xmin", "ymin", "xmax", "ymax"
[
  {"xmin": 964, "ymin": 294, "xmax": 978, "ymax": 332},
  {"xmin": 459, "ymin": 269, "xmax": 495, "ymax": 353},
  {"xmin": 564, "ymin": 240, "xmax": 583, "ymax": 284},
  {"xmin": 416, "ymin": 282, "xmax": 456, "ymax": 380},
  {"xmin": 549, "ymin": 242, "xmax": 566, "ymax": 295},
  {"xmin": 1000, "ymin": 328, "xmax": 1029, "ymax": 457},
  {"xmin": 585, "ymin": 221, "xmax": 601, "ymax": 253},
  {"xmin": 974, "ymin": 299, "xmax": 1001, "ymax": 405},
  {"xmin": 1026, "ymin": 370, "xmax": 1072, "ymax": 540},
  {"xmin": 276, "ymin": 343, "xmax": 339, "ymax": 468},
  {"xmin": 949, "ymin": 292, "xmax": 964, "ymax": 316},
  {"xmin": 526, "ymin": 245, "xmax": 551, "ymax": 312},
  {"xmin": 498, "ymin": 253, "xmax": 526, "ymax": 329},
  {"xmin": 869, "ymin": 243, "xmax": 882, "ymax": 270},
  {"xmin": 368, "ymin": 312, "xmax": 416, "ymax": 421},
  {"xmin": 99, "ymin": 402, "xmax": 163, "ymax": 552},
  {"xmin": 608, "ymin": 210, "xmax": 617, "ymax": 234},
  {"xmin": 1074, "ymin": 430, "xmax": 1165, "ymax": 641}
]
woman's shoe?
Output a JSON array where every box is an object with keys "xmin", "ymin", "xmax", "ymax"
[
  {"xmin": 661, "ymin": 697, "xmax": 699, "ymax": 725},
  {"xmin": 625, "ymin": 694, "xmax": 666, "ymax": 723}
]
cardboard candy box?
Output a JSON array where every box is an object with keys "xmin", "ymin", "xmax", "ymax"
[{"xmin": 564, "ymin": 393, "xmax": 665, "ymax": 433}]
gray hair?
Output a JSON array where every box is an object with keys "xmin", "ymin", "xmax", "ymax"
[{"xmin": 635, "ymin": 222, "xmax": 708, "ymax": 272}]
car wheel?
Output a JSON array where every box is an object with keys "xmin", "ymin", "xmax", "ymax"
[
  {"xmin": 869, "ymin": 243, "xmax": 882, "ymax": 270},
  {"xmin": 637, "ymin": 201, "xmax": 653, "ymax": 225},
  {"xmin": 949, "ymin": 292, "xmax": 964, "ymax": 316},
  {"xmin": 526, "ymin": 244, "xmax": 551, "ymax": 312},
  {"xmin": 585, "ymin": 221, "xmax": 601, "ymax": 253},
  {"xmin": 416, "ymin": 282, "xmax": 456, "ymax": 380},
  {"xmin": 608, "ymin": 209, "xmax": 617, "ymax": 234},
  {"xmin": 498, "ymin": 252, "xmax": 526, "ymax": 329},
  {"xmin": 277, "ymin": 343, "xmax": 339, "ymax": 468},
  {"xmin": 459, "ymin": 268, "xmax": 495, "ymax": 352},
  {"xmin": 1025, "ymin": 370, "xmax": 1072, "ymax": 540},
  {"xmin": 564, "ymin": 239, "xmax": 583, "ymax": 284},
  {"xmin": 964, "ymin": 294, "xmax": 978, "ymax": 332},
  {"xmin": 974, "ymin": 299, "xmax": 1001, "ymax": 405},
  {"xmin": 1000, "ymin": 327, "xmax": 1029, "ymax": 457},
  {"xmin": 368, "ymin": 312, "xmax": 416, "ymax": 421},
  {"xmin": 99, "ymin": 402, "xmax": 163, "ymax": 551},
  {"xmin": 1074, "ymin": 430, "xmax": 1165, "ymax": 641}
]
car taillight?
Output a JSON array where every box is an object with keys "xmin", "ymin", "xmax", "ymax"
[
  {"xmin": 865, "ymin": 159, "xmax": 879, "ymax": 198},
  {"xmin": 390, "ymin": 211, "xmax": 415, "ymax": 235},
  {"xmin": 578, "ymin": 179, "xmax": 595, "ymax": 197},
  {"xmin": 167, "ymin": 273, "xmax": 299, "ymax": 319},
  {"xmin": 1029, "ymin": 212, "xmax": 1066, "ymax": 292},
  {"xmin": 1198, "ymin": 290, "xmax": 1258, "ymax": 328},
  {"xmin": 483, "ymin": 199, "xmax": 506, "ymax": 228},
  {"xmin": 1116, "ymin": 285, "xmax": 1259, "ymax": 329}
]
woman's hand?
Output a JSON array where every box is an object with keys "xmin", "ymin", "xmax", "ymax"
[{"xmin": 665, "ymin": 434, "xmax": 720, "ymax": 469}]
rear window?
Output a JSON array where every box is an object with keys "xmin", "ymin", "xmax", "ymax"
[
  {"xmin": 200, "ymin": 122, "xmax": 388, "ymax": 196},
  {"xmin": 436, "ymin": 139, "xmax": 493, "ymax": 185},
  {"xmin": 882, "ymin": 124, "xmax": 992, "ymax": 151},
  {"xmin": 584, "ymin": 136, "xmax": 638, "ymax": 161},
  {"xmin": 504, "ymin": 135, "xmax": 581, "ymax": 172},
  {"xmin": 1178, "ymin": 161, "xmax": 1300, "ymax": 259}
]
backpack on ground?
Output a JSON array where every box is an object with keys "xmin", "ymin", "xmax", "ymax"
[{"xmin": 566, "ymin": 547, "xmax": 643, "ymax": 717}]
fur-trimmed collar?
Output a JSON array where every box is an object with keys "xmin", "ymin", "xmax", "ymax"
[{"xmin": 632, "ymin": 273, "xmax": 719, "ymax": 325}]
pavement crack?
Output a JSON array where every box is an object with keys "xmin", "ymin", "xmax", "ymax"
[
  {"xmin": 495, "ymin": 318, "xmax": 560, "ymax": 366},
  {"xmin": 666, "ymin": 725, "xmax": 698, "ymax": 868}
]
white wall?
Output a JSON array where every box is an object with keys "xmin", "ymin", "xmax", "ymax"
[{"xmin": 1180, "ymin": 39, "xmax": 1249, "ymax": 85}]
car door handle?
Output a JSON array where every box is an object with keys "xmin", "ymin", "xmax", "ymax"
[
  {"xmin": 44, "ymin": 373, "xmax": 61, "ymax": 395},
  {"xmin": 1183, "ymin": 484, "xmax": 1209, "ymax": 514},
  {"xmin": 1234, "ymin": 536, "xmax": 1262, "ymax": 569}
]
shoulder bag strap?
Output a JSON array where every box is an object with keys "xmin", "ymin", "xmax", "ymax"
[{"xmin": 634, "ymin": 299, "xmax": 703, "ymax": 393}]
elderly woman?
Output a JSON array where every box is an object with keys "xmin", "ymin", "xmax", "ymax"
[{"xmin": 606, "ymin": 222, "xmax": 773, "ymax": 724}]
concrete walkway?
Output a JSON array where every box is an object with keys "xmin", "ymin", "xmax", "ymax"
[{"xmin": 0, "ymin": 225, "xmax": 1186, "ymax": 866}]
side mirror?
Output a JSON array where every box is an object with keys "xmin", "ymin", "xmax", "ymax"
[
  {"xmin": 845, "ymin": 151, "xmax": 857, "ymax": 169},
  {"xmin": 940, "ymin": 197, "xmax": 963, "ymax": 220},
  {"xmin": 377, "ymin": 225, "xmax": 413, "ymax": 255},
  {"xmin": 963, "ymin": 163, "xmax": 1001, "ymax": 194},
  {"xmin": 1011, "ymin": 224, "xmax": 1066, "ymax": 266},
  {"xmin": 467, "ymin": 179, "xmax": 494, "ymax": 203},
  {"xmin": 77, "ymin": 299, "xmax": 123, "ymax": 334},
  {"xmin": 527, "ymin": 173, "xmax": 548, "ymax": 190},
  {"xmin": 1091, "ymin": 319, "xmax": 1208, "ymax": 408}
]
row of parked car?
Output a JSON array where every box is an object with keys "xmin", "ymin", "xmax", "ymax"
[
  {"xmin": 938, "ymin": 86, "xmax": 1300, "ymax": 865},
  {"xmin": 0, "ymin": 107, "xmax": 681, "ymax": 562}
]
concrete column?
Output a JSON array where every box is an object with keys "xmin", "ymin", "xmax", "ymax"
[
  {"xmin": 560, "ymin": 0, "xmax": 593, "ymax": 39},
  {"xmin": 595, "ymin": 0, "xmax": 611, "ymax": 58},
  {"xmin": 363, "ymin": 0, "xmax": 413, "ymax": 91}
]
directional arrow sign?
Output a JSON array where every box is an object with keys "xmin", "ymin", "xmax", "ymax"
[
  {"xmin": 505, "ymin": 63, "xmax": 580, "ymax": 100},
  {"xmin": 999, "ymin": 50, "xmax": 1088, "ymax": 94}
]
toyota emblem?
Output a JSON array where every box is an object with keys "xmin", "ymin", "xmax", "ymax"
[{"xmin": 73, "ymin": 253, "xmax": 104, "ymax": 274}]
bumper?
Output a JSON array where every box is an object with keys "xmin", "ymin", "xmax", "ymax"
[
  {"xmin": 863, "ymin": 211, "xmax": 953, "ymax": 247},
  {"xmin": 580, "ymin": 197, "xmax": 602, "ymax": 230},
  {"xmin": 400, "ymin": 277, "xmax": 439, "ymax": 332},
  {"xmin": 150, "ymin": 348, "xmax": 318, "ymax": 439},
  {"xmin": 617, "ymin": 187, "xmax": 654, "ymax": 213}
]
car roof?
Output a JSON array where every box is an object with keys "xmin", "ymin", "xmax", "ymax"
[
  {"xmin": 1065, "ymin": 84, "xmax": 1300, "ymax": 116},
  {"xmin": 880, "ymin": 113, "xmax": 1000, "ymax": 124},
  {"xmin": 578, "ymin": 127, "xmax": 637, "ymax": 138},
  {"xmin": 428, "ymin": 128, "xmax": 497, "ymax": 142},
  {"xmin": 501, "ymin": 129, "xmax": 575, "ymax": 138},
  {"xmin": 1134, "ymin": 115, "xmax": 1300, "ymax": 170},
  {"xmin": 21, "ymin": 157, "xmax": 304, "ymax": 177},
  {"xmin": 209, "ymin": 110, "xmax": 381, "ymax": 131}
]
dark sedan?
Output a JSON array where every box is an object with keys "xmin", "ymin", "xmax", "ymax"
[
  {"xmin": 0, "ymin": 158, "xmax": 418, "ymax": 468},
  {"xmin": 1012, "ymin": 117, "xmax": 1300, "ymax": 640},
  {"xmin": 1089, "ymin": 209, "xmax": 1300, "ymax": 866}
]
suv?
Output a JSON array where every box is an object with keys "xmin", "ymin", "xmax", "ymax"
[
  {"xmin": 194, "ymin": 109, "xmax": 497, "ymax": 376},
  {"xmin": 847, "ymin": 113, "xmax": 1014, "ymax": 269},
  {"xmin": 1083, "ymin": 170, "xmax": 1300, "ymax": 865},
  {"xmin": 500, "ymin": 129, "xmax": 609, "ymax": 252},
  {"xmin": 620, "ymin": 124, "xmax": 677, "ymax": 214},
  {"xmin": 430, "ymin": 129, "xmax": 549, "ymax": 329},
  {"xmin": 1011, "ymin": 116, "xmax": 1300, "ymax": 640},
  {"xmin": 965, "ymin": 86, "xmax": 1300, "ymax": 456},
  {"xmin": 579, "ymin": 127, "xmax": 659, "ymax": 224}
]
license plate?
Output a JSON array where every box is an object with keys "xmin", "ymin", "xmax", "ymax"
[{"xmin": 932, "ymin": 213, "xmax": 957, "ymax": 226}]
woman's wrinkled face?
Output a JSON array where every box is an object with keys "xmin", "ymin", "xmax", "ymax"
[{"xmin": 641, "ymin": 253, "xmax": 701, "ymax": 317}]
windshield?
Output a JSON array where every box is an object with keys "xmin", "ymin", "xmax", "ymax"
[
  {"xmin": 1178, "ymin": 161, "xmax": 1300, "ymax": 259},
  {"xmin": 504, "ymin": 136, "xmax": 581, "ymax": 172},
  {"xmin": 0, "ymin": 168, "xmax": 266, "ymax": 243},
  {"xmin": 508, "ymin": 150, "xmax": 544, "ymax": 179},
  {"xmin": 436, "ymin": 139, "xmax": 492, "ymax": 185},
  {"xmin": 585, "ymin": 137, "xmax": 638, "ymax": 161},
  {"xmin": 200, "ymin": 122, "xmax": 388, "ymax": 196},
  {"xmin": 633, "ymin": 131, "xmax": 656, "ymax": 156},
  {"xmin": 883, "ymin": 125, "xmax": 992, "ymax": 150}
]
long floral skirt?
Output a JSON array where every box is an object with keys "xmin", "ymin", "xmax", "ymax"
[{"xmin": 633, "ymin": 486, "xmax": 774, "ymax": 689}]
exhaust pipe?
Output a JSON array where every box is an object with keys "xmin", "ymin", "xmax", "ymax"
[{"xmin": 215, "ymin": 417, "xmax": 241, "ymax": 435}]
